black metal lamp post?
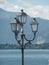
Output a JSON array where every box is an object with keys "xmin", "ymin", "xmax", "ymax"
[{"xmin": 10, "ymin": 10, "xmax": 39, "ymax": 65}]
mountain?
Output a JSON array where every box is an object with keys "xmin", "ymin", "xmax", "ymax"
[
  {"xmin": 0, "ymin": 8, "xmax": 49, "ymax": 44},
  {"xmin": 0, "ymin": 8, "xmax": 17, "ymax": 44}
]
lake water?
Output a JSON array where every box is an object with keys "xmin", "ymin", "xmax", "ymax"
[{"xmin": 0, "ymin": 49, "xmax": 49, "ymax": 65}]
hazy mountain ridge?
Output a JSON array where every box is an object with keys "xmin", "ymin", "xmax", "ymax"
[{"xmin": 0, "ymin": 8, "xmax": 49, "ymax": 45}]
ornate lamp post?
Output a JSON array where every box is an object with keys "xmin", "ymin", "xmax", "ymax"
[{"xmin": 10, "ymin": 10, "xmax": 39, "ymax": 65}]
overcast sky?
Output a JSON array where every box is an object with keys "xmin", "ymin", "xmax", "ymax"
[{"xmin": 0, "ymin": 0, "xmax": 49, "ymax": 20}]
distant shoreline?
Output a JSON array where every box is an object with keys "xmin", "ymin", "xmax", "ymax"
[{"xmin": 0, "ymin": 43, "xmax": 49, "ymax": 49}]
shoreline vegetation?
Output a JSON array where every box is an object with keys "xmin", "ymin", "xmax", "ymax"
[{"xmin": 0, "ymin": 43, "xmax": 49, "ymax": 49}]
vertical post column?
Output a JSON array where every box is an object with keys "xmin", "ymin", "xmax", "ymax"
[
  {"xmin": 21, "ymin": 34, "xmax": 24, "ymax": 65},
  {"xmin": 22, "ymin": 48, "xmax": 24, "ymax": 65}
]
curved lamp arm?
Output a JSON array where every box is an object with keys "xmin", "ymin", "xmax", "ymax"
[
  {"xmin": 15, "ymin": 32, "xmax": 22, "ymax": 47},
  {"xmin": 24, "ymin": 41, "xmax": 34, "ymax": 49},
  {"xmin": 24, "ymin": 32, "xmax": 36, "ymax": 48},
  {"xmin": 24, "ymin": 32, "xmax": 36, "ymax": 41},
  {"xmin": 14, "ymin": 31, "xmax": 36, "ymax": 49}
]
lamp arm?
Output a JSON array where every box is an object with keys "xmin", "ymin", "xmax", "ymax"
[
  {"xmin": 24, "ymin": 32, "xmax": 36, "ymax": 48},
  {"xmin": 15, "ymin": 33, "xmax": 22, "ymax": 46},
  {"xmin": 24, "ymin": 32, "xmax": 36, "ymax": 41},
  {"xmin": 24, "ymin": 41, "xmax": 34, "ymax": 49}
]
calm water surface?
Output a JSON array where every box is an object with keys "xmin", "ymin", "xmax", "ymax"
[{"xmin": 0, "ymin": 49, "xmax": 49, "ymax": 65}]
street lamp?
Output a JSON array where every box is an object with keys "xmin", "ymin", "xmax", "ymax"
[
  {"xmin": 17, "ymin": 10, "xmax": 27, "ymax": 25},
  {"xmin": 10, "ymin": 10, "xmax": 39, "ymax": 65},
  {"xmin": 10, "ymin": 18, "xmax": 21, "ymax": 38},
  {"xmin": 31, "ymin": 18, "xmax": 39, "ymax": 32}
]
